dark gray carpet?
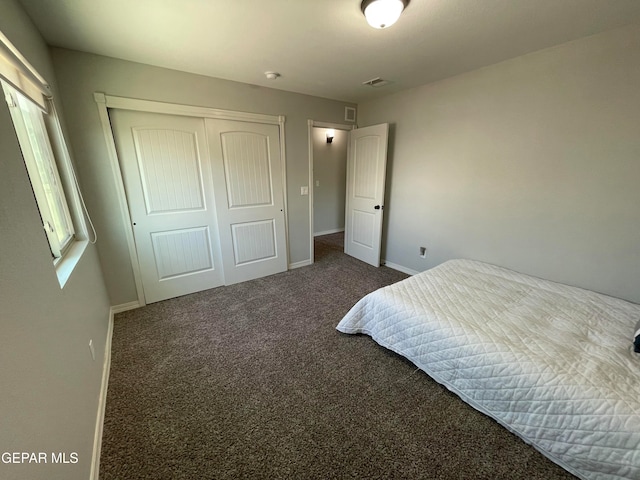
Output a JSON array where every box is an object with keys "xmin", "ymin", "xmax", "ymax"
[{"xmin": 101, "ymin": 233, "xmax": 576, "ymax": 479}]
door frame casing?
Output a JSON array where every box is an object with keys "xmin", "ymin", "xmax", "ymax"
[
  {"xmin": 95, "ymin": 93, "xmax": 288, "ymax": 306},
  {"xmin": 306, "ymin": 119, "xmax": 355, "ymax": 266}
]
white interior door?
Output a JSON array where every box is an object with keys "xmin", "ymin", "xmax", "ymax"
[
  {"xmin": 344, "ymin": 123, "xmax": 389, "ymax": 266},
  {"xmin": 206, "ymin": 119, "xmax": 287, "ymax": 285},
  {"xmin": 110, "ymin": 110, "xmax": 225, "ymax": 303}
]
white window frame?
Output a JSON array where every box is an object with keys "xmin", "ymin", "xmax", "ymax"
[
  {"xmin": 1, "ymin": 29, "xmax": 92, "ymax": 286},
  {"xmin": 5, "ymin": 85, "xmax": 75, "ymax": 256},
  {"xmin": 3, "ymin": 80, "xmax": 89, "ymax": 287}
]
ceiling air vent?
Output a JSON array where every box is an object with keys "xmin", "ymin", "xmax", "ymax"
[{"xmin": 362, "ymin": 77, "xmax": 390, "ymax": 87}]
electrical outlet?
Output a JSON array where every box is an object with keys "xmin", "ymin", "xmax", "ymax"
[
  {"xmin": 89, "ymin": 339, "xmax": 95, "ymax": 361},
  {"xmin": 419, "ymin": 246, "xmax": 427, "ymax": 258},
  {"xmin": 301, "ymin": 186, "xmax": 309, "ymax": 195}
]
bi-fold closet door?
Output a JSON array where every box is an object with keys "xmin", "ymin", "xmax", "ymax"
[{"xmin": 110, "ymin": 110, "xmax": 287, "ymax": 304}]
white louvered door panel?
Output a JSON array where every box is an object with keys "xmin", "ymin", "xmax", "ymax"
[
  {"xmin": 110, "ymin": 110, "xmax": 225, "ymax": 303},
  {"xmin": 206, "ymin": 119, "xmax": 287, "ymax": 285},
  {"xmin": 345, "ymin": 123, "xmax": 389, "ymax": 266}
]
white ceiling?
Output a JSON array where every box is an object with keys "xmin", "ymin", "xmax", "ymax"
[{"xmin": 18, "ymin": 0, "xmax": 640, "ymax": 103}]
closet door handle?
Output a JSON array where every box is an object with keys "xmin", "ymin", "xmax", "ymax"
[{"xmin": 374, "ymin": 205, "xmax": 384, "ymax": 210}]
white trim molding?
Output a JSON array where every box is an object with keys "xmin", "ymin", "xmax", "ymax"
[
  {"xmin": 314, "ymin": 228, "xmax": 345, "ymax": 237},
  {"xmin": 307, "ymin": 119, "xmax": 356, "ymax": 266},
  {"xmin": 382, "ymin": 260, "xmax": 420, "ymax": 276},
  {"xmin": 98, "ymin": 94, "xmax": 282, "ymax": 125},
  {"xmin": 289, "ymin": 259, "xmax": 312, "ymax": 270},
  {"xmin": 90, "ymin": 307, "xmax": 115, "ymax": 480},
  {"xmin": 94, "ymin": 93, "xmax": 146, "ymax": 307},
  {"xmin": 311, "ymin": 120, "xmax": 355, "ymax": 130},
  {"xmin": 110, "ymin": 300, "xmax": 141, "ymax": 314},
  {"xmin": 278, "ymin": 115, "xmax": 290, "ymax": 267}
]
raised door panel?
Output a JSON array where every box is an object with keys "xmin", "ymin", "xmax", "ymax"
[
  {"xmin": 132, "ymin": 128, "xmax": 205, "ymax": 214},
  {"xmin": 353, "ymin": 136, "xmax": 380, "ymax": 200},
  {"xmin": 231, "ymin": 220, "xmax": 277, "ymax": 265},
  {"xmin": 221, "ymin": 132, "xmax": 273, "ymax": 208},
  {"xmin": 351, "ymin": 210, "xmax": 375, "ymax": 248},
  {"xmin": 151, "ymin": 227, "xmax": 214, "ymax": 280}
]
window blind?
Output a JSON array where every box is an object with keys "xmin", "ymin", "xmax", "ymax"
[{"xmin": 0, "ymin": 30, "xmax": 51, "ymax": 111}]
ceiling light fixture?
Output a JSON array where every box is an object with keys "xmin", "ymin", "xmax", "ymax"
[
  {"xmin": 265, "ymin": 71, "xmax": 280, "ymax": 80},
  {"xmin": 361, "ymin": 0, "xmax": 409, "ymax": 29}
]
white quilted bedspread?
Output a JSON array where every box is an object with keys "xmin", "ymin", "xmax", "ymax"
[{"xmin": 336, "ymin": 259, "xmax": 640, "ymax": 480}]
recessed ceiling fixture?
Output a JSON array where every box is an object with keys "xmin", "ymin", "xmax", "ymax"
[
  {"xmin": 361, "ymin": 0, "xmax": 409, "ymax": 29},
  {"xmin": 265, "ymin": 71, "xmax": 280, "ymax": 80}
]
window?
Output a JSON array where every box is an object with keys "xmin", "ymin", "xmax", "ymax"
[
  {"xmin": 3, "ymin": 82, "xmax": 76, "ymax": 259},
  {"xmin": 1, "ymin": 30, "xmax": 94, "ymax": 286}
]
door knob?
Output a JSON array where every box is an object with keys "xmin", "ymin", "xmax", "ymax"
[{"xmin": 374, "ymin": 205, "xmax": 384, "ymax": 210}]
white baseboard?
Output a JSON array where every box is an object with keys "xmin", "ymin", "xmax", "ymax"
[
  {"xmin": 90, "ymin": 307, "xmax": 115, "ymax": 480},
  {"xmin": 382, "ymin": 260, "xmax": 420, "ymax": 276},
  {"xmin": 313, "ymin": 228, "xmax": 344, "ymax": 237},
  {"xmin": 289, "ymin": 259, "xmax": 312, "ymax": 270},
  {"xmin": 111, "ymin": 300, "xmax": 141, "ymax": 314}
]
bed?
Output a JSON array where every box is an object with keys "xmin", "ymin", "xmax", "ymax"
[{"xmin": 336, "ymin": 259, "xmax": 640, "ymax": 480}]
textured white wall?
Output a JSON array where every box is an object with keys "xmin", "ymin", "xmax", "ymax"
[
  {"xmin": 359, "ymin": 23, "xmax": 640, "ymax": 303},
  {"xmin": 50, "ymin": 49, "xmax": 356, "ymax": 305},
  {"xmin": 313, "ymin": 128, "xmax": 347, "ymax": 235},
  {"xmin": 0, "ymin": 2, "xmax": 111, "ymax": 480}
]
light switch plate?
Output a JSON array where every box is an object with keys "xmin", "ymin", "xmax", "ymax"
[{"xmin": 301, "ymin": 186, "xmax": 309, "ymax": 195}]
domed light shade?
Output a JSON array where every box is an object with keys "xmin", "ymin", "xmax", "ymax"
[
  {"xmin": 361, "ymin": 0, "xmax": 409, "ymax": 29},
  {"xmin": 326, "ymin": 129, "xmax": 335, "ymax": 144}
]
